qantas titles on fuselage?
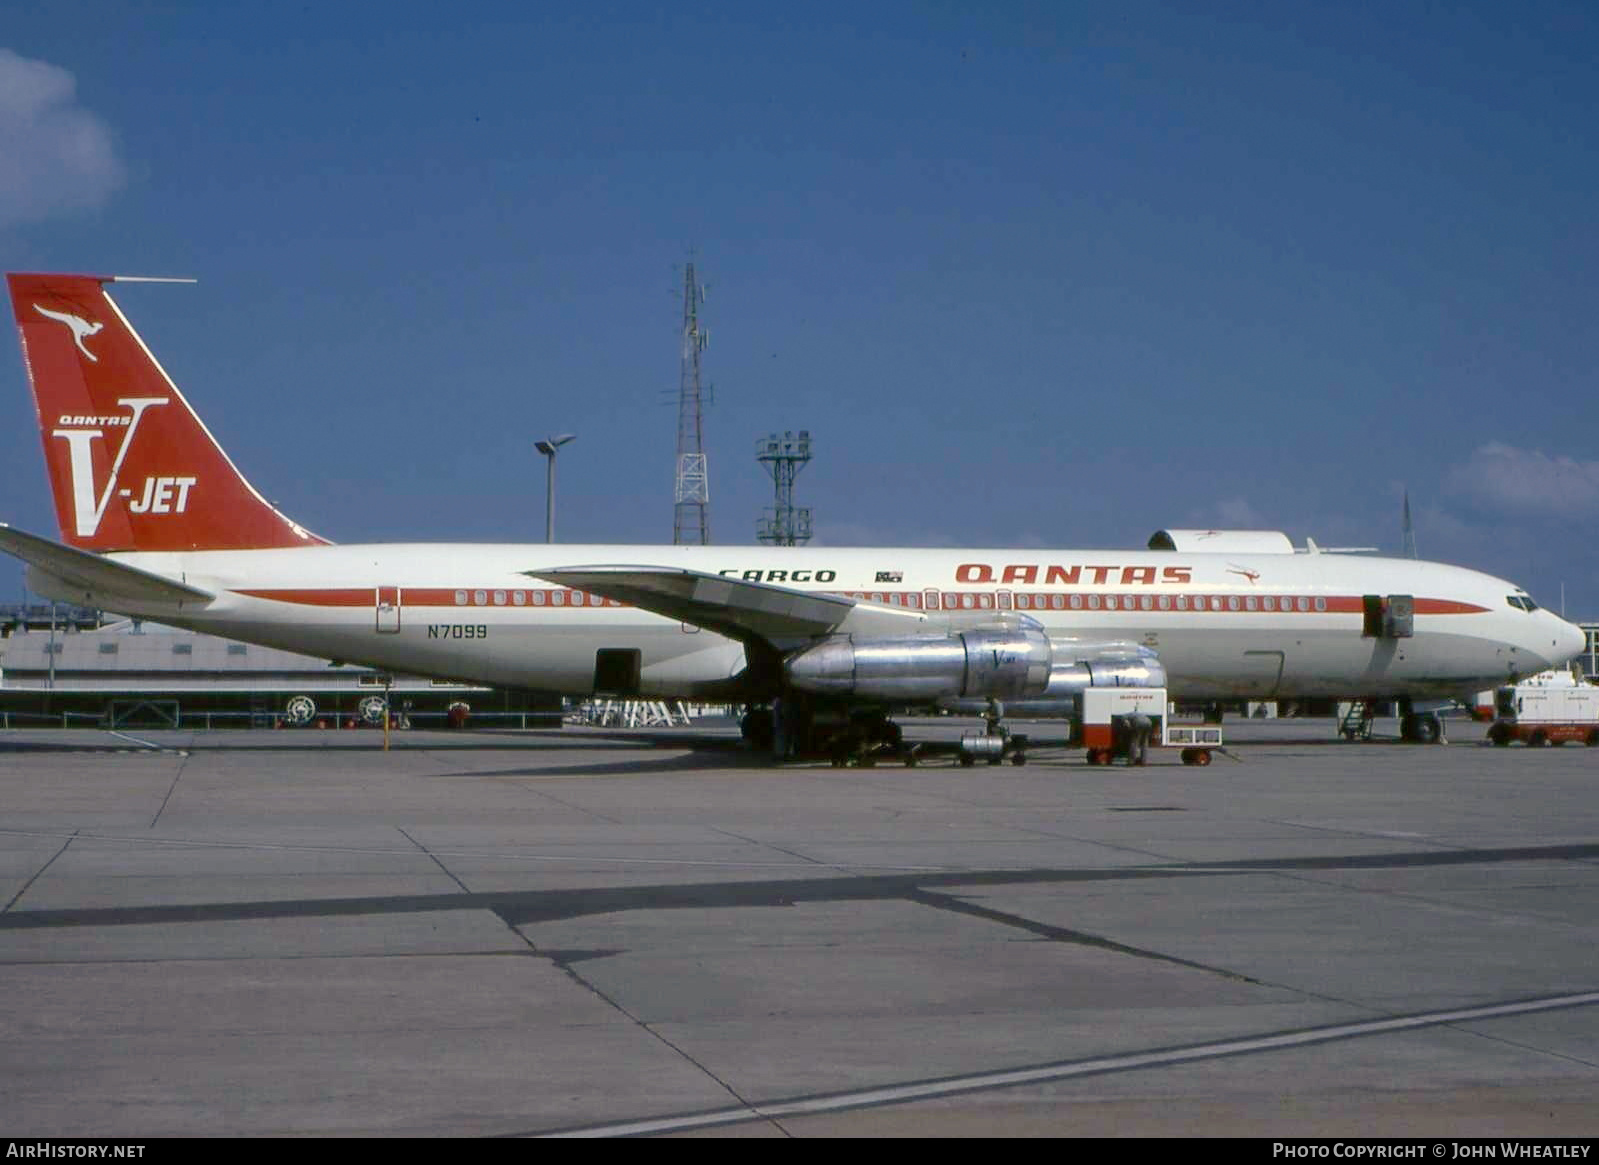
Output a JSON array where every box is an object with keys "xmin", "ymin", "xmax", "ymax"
[{"xmin": 719, "ymin": 565, "xmax": 1193, "ymax": 586}]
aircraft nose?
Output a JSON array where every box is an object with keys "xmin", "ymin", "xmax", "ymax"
[{"xmin": 1554, "ymin": 617, "xmax": 1588, "ymax": 669}]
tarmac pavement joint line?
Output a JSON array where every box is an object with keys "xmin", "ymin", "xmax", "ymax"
[{"xmin": 536, "ymin": 989, "xmax": 1599, "ymax": 1138}]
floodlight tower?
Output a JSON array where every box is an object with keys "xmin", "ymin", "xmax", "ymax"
[
  {"xmin": 673, "ymin": 262, "xmax": 711, "ymax": 545},
  {"xmin": 756, "ymin": 430, "xmax": 813, "ymax": 546}
]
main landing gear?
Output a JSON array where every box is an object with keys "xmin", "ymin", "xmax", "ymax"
[
  {"xmin": 740, "ymin": 698, "xmax": 907, "ymax": 766},
  {"xmin": 740, "ymin": 697, "xmax": 1030, "ymax": 768}
]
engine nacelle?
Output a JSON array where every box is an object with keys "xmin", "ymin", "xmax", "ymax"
[
  {"xmin": 1038, "ymin": 648, "xmax": 1167, "ymax": 698},
  {"xmin": 785, "ymin": 628, "xmax": 1053, "ymax": 702},
  {"xmin": 786, "ymin": 632, "xmax": 1166, "ymax": 704},
  {"xmin": 938, "ymin": 640, "xmax": 1167, "ymax": 715}
]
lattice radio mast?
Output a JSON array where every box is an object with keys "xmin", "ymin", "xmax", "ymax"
[{"xmin": 673, "ymin": 262, "xmax": 711, "ymax": 545}]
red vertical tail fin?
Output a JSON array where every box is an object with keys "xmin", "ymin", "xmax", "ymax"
[{"xmin": 7, "ymin": 273, "xmax": 327, "ymax": 551}]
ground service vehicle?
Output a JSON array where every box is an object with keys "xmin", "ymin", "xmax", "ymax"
[{"xmin": 1488, "ymin": 673, "xmax": 1599, "ymax": 747}]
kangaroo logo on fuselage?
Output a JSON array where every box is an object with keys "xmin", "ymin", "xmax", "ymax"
[
  {"xmin": 33, "ymin": 304, "xmax": 105, "ymax": 362},
  {"xmin": 51, "ymin": 397, "xmax": 182, "ymax": 538}
]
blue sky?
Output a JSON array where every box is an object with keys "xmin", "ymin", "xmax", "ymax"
[{"xmin": 3, "ymin": 2, "xmax": 1598, "ymax": 613}]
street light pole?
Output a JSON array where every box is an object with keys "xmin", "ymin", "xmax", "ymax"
[{"xmin": 534, "ymin": 433, "xmax": 576, "ymax": 542}]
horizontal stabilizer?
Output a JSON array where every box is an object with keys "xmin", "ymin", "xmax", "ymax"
[
  {"xmin": 528, "ymin": 564, "xmax": 930, "ymax": 648},
  {"xmin": 0, "ymin": 523, "xmax": 213, "ymax": 607}
]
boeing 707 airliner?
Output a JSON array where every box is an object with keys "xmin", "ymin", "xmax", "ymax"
[{"xmin": 4, "ymin": 272, "xmax": 1583, "ymax": 756}]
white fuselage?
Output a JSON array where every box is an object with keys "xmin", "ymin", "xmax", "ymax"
[{"xmin": 77, "ymin": 542, "xmax": 1584, "ymax": 703}]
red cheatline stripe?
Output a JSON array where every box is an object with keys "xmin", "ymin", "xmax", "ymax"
[
  {"xmin": 233, "ymin": 587, "xmax": 1490, "ymax": 615},
  {"xmin": 236, "ymin": 587, "xmax": 628, "ymax": 609}
]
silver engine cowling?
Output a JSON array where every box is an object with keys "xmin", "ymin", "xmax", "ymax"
[
  {"xmin": 785, "ymin": 632, "xmax": 1164, "ymax": 704},
  {"xmin": 785, "ymin": 628, "xmax": 1053, "ymax": 702}
]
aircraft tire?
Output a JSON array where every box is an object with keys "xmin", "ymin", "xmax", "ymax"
[
  {"xmin": 1411, "ymin": 714, "xmax": 1441, "ymax": 745},
  {"xmin": 740, "ymin": 708, "xmax": 775, "ymax": 752}
]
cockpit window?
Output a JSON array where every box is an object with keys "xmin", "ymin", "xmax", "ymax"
[{"xmin": 1506, "ymin": 595, "xmax": 1540, "ymax": 612}]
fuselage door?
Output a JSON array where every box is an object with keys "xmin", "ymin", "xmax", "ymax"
[
  {"xmin": 376, "ymin": 586, "xmax": 401, "ymax": 634},
  {"xmin": 1241, "ymin": 648, "xmax": 1286, "ymax": 696}
]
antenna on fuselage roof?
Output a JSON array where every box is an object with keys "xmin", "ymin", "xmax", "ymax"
[{"xmin": 1298, "ymin": 537, "xmax": 1380, "ymax": 554}]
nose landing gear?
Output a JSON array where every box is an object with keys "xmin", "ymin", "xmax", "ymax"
[{"xmin": 1399, "ymin": 711, "xmax": 1443, "ymax": 744}]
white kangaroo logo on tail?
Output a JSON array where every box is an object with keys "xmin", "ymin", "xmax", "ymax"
[{"xmin": 33, "ymin": 304, "xmax": 105, "ymax": 362}]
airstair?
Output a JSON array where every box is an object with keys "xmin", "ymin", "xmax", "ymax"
[{"xmin": 1337, "ymin": 700, "xmax": 1375, "ymax": 740}]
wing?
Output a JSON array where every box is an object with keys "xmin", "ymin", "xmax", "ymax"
[
  {"xmin": 526, "ymin": 564, "xmax": 933, "ymax": 649},
  {"xmin": 0, "ymin": 523, "xmax": 214, "ymax": 608}
]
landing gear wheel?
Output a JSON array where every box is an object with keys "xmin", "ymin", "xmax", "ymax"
[
  {"xmin": 284, "ymin": 695, "xmax": 316, "ymax": 726},
  {"xmin": 740, "ymin": 708, "xmax": 775, "ymax": 753},
  {"xmin": 357, "ymin": 695, "xmax": 388, "ymax": 725},
  {"xmin": 1409, "ymin": 714, "xmax": 1441, "ymax": 745}
]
